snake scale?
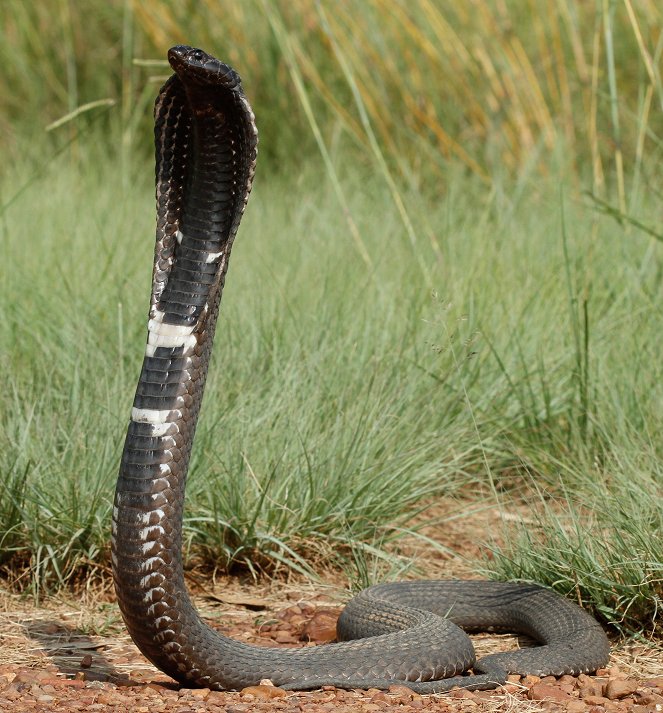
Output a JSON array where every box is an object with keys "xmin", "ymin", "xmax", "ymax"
[{"xmin": 111, "ymin": 45, "xmax": 610, "ymax": 692}]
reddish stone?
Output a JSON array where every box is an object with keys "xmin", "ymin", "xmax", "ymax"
[
  {"xmin": 240, "ymin": 684, "xmax": 287, "ymax": 699},
  {"xmin": 583, "ymin": 694, "xmax": 610, "ymax": 705},
  {"xmin": 604, "ymin": 679, "xmax": 638, "ymax": 700},
  {"xmin": 39, "ymin": 678, "xmax": 86, "ymax": 688},
  {"xmin": 528, "ymin": 682, "xmax": 572, "ymax": 702}
]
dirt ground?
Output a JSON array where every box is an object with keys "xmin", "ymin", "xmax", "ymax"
[{"xmin": 0, "ymin": 501, "xmax": 660, "ymax": 712}]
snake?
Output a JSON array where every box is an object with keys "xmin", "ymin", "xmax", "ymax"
[{"xmin": 111, "ymin": 45, "xmax": 611, "ymax": 693}]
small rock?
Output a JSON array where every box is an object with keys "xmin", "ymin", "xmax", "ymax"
[
  {"xmin": 144, "ymin": 682, "xmax": 169, "ymax": 693},
  {"xmin": 40, "ymin": 678, "xmax": 86, "ymax": 688},
  {"xmin": 273, "ymin": 630, "xmax": 299, "ymax": 644},
  {"xmin": 522, "ymin": 675, "xmax": 541, "ymax": 686},
  {"xmin": 579, "ymin": 681, "xmax": 606, "ymax": 698},
  {"xmin": 96, "ymin": 691, "xmax": 132, "ymax": 705},
  {"xmin": 15, "ymin": 669, "xmax": 44, "ymax": 683},
  {"xmin": 189, "ymin": 687, "xmax": 211, "ymax": 699},
  {"xmin": 566, "ymin": 701, "xmax": 586, "ymax": 712},
  {"xmin": 240, "ymin": 684, "xmax": 287, "ymax": 699},
  {"xmin": 635, "ymin": 691, "xmax": 663, "ymax": 705},
  {"xmin": 604, "ymin": 679, "xmax": 638, "ymax": 700},
  {"xmin": 450, "ymin": 689, "xmax": 476, "ymax": 699},
  {"xmin": 528, "ymin": 682, "xmax": 572, "ymax": 702},
  {"xmin": 301, "ymin": 610, "xmax": 339, "ymax": 643},
  {"xmin": 388, "ymin": 684, "xmax": 411, "ymax": 694},
  {"xmin": 208, "ymin": 690, "xmax": 231, "ymax": 704},
  {"xmin": 583, "ymin": 694, "xmax": 610, "ymax": 706},
  {"xmin": 80, "ymin": 654, "xmax": 93, "ymax": 668},
  {"xmin": 507, "ymin": 674, "xmax": 521, "ymax": 683},
  {"xmin": 283, "ymin": 604, "xmax": 303, "ymax": 616},
  {"xmin": 474, "ymin": 691, "xmax": 498, "ymax": 701},
  {"xmin": 371, "ymin": 690, "xmax": 390, "ymax": 703}
]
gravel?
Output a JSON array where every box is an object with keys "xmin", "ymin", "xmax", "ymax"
[{"xmin": 0, "ymin": 589, "xmax": 660, "ymax": 713}]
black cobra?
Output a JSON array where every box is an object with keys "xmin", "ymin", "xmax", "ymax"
[{"xmin": 112, "ymin": 45, "xmax": 610, "ymax": 692}]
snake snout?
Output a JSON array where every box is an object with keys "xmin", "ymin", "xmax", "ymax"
[{"xmin": 168, "ymin": 45, "xmax": 241, "ymax": 90}]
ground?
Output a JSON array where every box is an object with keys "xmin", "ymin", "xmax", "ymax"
[{"xmin": 0, "ymin": 501, "xmax": 660, "ymax": 712}]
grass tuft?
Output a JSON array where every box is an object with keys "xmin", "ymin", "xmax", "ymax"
[{"xmin": 1, "ymin": 1, "xmax": 661, "ymax": 637}]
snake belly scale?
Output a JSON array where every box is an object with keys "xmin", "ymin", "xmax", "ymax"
[{"xmin": 111, "ymin": 45, "xmax": 610, "ymax": 692}]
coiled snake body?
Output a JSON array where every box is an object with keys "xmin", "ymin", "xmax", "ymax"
[{"xmin": 112, "ymin": 46, "xmax": 610, "ymax": 692}]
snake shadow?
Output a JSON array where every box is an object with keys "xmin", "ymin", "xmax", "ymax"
[{"xmin": 21, "ymin": 617, "xmax": 139, "ymax": 685}]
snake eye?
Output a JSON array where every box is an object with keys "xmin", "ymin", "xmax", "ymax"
[{"xmin": 190, "ymin": 49, "xmax": 205, "ymax": 62}]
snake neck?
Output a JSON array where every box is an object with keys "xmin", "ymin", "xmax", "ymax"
[{"xmin": 111, "ymin": 60, "xmax": 257, "ymax": 684}]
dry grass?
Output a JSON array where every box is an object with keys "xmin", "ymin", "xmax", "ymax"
[
  {"xmin": 139, "ymin": 0, "xmax": 663, "ymax": 186},
  {"xmin": 3, "ymin": 1, "xmax": 662, "ymax": 187}
]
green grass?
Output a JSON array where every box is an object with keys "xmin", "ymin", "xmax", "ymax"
[
  {"xmin": 1, "ymin": 0, "xmax": 661, "ymax": 636},
  {"xmin": 1, "ymin": 132, "xmax": 661, "ymax": 633}
]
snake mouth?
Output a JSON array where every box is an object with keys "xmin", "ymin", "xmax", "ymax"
[{"xmin": 168, "ymin": 45, "xmax": 242, "ymax": 90}]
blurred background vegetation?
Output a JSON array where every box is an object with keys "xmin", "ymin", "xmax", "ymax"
[{"xmin": 3, "ymin": 0, "xmax": 662, "ymax": 197}]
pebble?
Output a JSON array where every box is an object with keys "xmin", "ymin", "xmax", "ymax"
[
  {"xmin": 0, "ymin": 601, "xmax": 658, "ymax": 713},
  {"xmin": 635, "ymin": 691, "xmax": 663, "ymax": 705},
  {"xmin": 604, "ymin": 679, "xmax": 639, "ymax": 699},
  {"xmin": 300, "ymin": 610, "xmax": 339, "ymax": 643},
  {"xmin": 584, "ymin": 694, "xmax": 612, "ymax": 706},
  {"xmin": 240, "ymin": 684, "xmax": 287, "ymax": 699},
  {"xmin": 522, "ymin": 674, "xmax": 541, "ymax": 686},
  {"xmin": 528, "ymin": 682, "xmax": 573, "ymax": 702},
  {"xmin": 579, "ymin": 680, "xmax": 606, "ymax": 698},
  {"xmin": 370, "ymin": 691, "xmax": 391, "ymax": 703},
  {"xmin": 450, "ymin": 688, "xmax": 476, "ymax": 699}
]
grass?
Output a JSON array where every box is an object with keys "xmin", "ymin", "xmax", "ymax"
[
  {"xmin": 0, "ymin": 1, "xmax": 661, "ymax": 636},
  {"xmin": 2, "ymin": 1, "xmax": 662, "ymax": 181},
  {"xmin": 1, "ymin": 131, "xmax": 662, "ymax": 633}
]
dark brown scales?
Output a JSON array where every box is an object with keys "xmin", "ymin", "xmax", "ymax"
[{"xmin": 111, "ymin": 45, "xmax": 610, "ymax": 692}]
